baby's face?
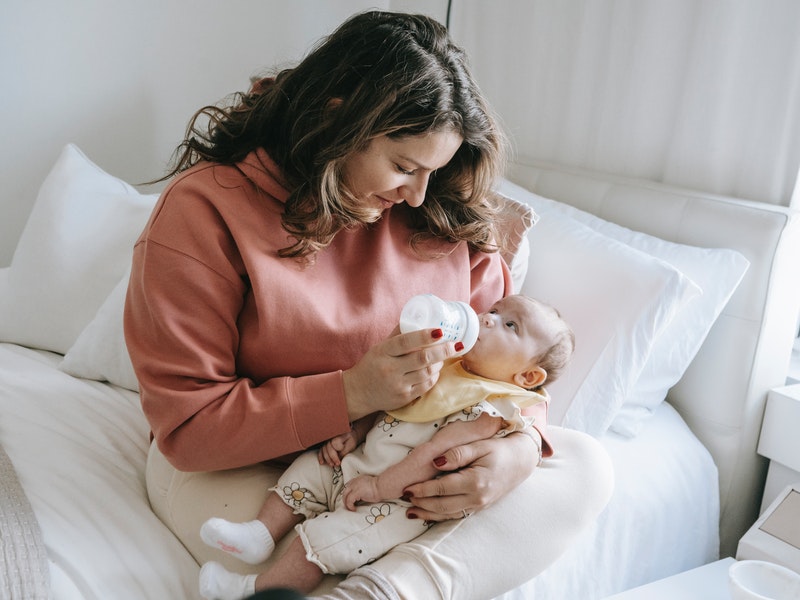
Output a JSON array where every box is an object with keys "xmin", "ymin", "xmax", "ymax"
[{"xmin": 461, "ymin": 296, "xmax": 556, "ymax": 386}]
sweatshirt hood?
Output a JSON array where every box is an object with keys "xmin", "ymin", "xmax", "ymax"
[{"xmin": 237, "ymin": 148, "xmax": 291, "ymax": 204}]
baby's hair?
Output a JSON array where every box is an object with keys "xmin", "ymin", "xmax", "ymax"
[{"xmin": 528, "ymin": 299, "xmax": 575, "ymax": 389}]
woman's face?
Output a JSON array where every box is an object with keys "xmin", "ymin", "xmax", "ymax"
[{"xmin": 341, "ymin": 130, "xmax": 463, "ymax": 211}]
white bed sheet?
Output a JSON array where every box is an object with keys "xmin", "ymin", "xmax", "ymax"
[
  {"xmin": 0, "ymin": 343, "xmax": 201, "ymax": 600},
  {"xmin": 499, "ymin": 401, "xmax": 720, "ymax": 599},
  {"xmin": 0, "ymin": 342, "xmax": 718, "ymax": 600}
]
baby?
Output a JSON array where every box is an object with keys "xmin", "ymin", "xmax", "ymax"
[{"xmin": 199, "ymin": 294, "xmax": 574, "ymax": 599}]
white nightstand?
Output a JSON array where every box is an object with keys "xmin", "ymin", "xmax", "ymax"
[
  {"xmin": 603, "ymin": 558, "xmax": 735, "ymax": 599},
  {"xmin": 757, "ymin": 385, "xmax": 800, "ymax": 512}
]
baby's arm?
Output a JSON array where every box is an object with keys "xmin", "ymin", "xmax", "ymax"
[
  {"xmin": 342, "ymin": 412, "xmax": 503, "ymax": 509},
  {"xmin": 318, "ymin": 414, "xmax": 377, "ymax": 467}
]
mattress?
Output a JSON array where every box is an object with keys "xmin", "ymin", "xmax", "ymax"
[{"xmin": 0, "ymin": 342, "xmax": 718, "ymax": 599}]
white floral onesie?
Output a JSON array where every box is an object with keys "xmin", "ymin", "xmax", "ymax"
[{"xmin": 272, "ymin": 359, "xmax": 549, "ymax": 574}]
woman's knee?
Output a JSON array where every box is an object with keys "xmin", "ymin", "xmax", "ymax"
[{"xmin": 545, "ymin": 426, "xmax": 614, "ymax": 516}]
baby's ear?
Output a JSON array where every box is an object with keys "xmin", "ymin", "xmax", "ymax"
[{"xmin": 515, "ymin": 366, "xmax": 546, "ymax": 389}]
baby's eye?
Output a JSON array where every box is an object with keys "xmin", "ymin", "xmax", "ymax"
[
  {"xmin": 488, "ymin": 309, "xmax": 498, "ymax": 314},
  {"xmin": 505, "ymin": 321, "xmax": 518, "ymax": 332}
]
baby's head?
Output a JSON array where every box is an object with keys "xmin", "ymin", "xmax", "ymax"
[{"xmin": 461, "ymin": 295, "xmax": 574, "ymax": 391}]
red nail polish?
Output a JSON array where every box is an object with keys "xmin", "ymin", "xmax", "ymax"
[
  {"xmin": 454, "ymin": 342, "xmax": 464, "ymax": 352},
  {"xmin": 431, "ymin": 328, "xmax": 443, "ymax": 339},
  {"xmin": 407, "ymin": 512, "xmax": 419, "ymax": 520},
  {"xmin": 402, "ymin": 489, "xmax": 414, "ymax": 499},
  {"xmin": 433, "ymin": 456, "xmax": 447, "ymax": 467}
]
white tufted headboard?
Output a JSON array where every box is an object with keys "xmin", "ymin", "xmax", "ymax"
[{"xmin": 507, "ymin": 159, "xmax": 800, "ymax": 558}]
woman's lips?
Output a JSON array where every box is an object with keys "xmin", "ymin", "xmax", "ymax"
[{"xmin": 376, "ymin": 195, "xmax": 398, "ymax": 209}]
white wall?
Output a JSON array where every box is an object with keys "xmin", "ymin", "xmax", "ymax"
[
  {"xmin": 0, "ymin": 0, "xmax": 447, "ymax": 265},
  {"xmin": 450, "ymin": 0, "xmax": 800, "ymax": 207}
]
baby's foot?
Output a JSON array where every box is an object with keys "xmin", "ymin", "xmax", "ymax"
[
  {"xmin": 199, "ymin": 561, "xmax": 257, "ymax": 600},
  {"xmin": 200, "ymin": 518, "xmax": 275, "ymax": 565}
]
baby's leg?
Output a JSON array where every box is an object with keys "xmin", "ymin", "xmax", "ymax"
[
  {"xmin": 200, "ymin": 537, "xmax": 324, "ymax": 599},
  {"xmin": 201, "ymin": 492, "xmax": 302, "ymax": 565},
  {"xmin": 199, "ymin": 561, "xmax": 258, "ymax": 600},
  {"xmin": 256, "ymin": 537, "xmax": 325, "ymax": 594}
]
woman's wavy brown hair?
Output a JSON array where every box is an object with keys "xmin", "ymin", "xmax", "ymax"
[{"xmin": 163, "ymin": 10, "xmax": 507, "ymax": 259}]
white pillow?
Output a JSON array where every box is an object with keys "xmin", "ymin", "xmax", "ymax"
[
  {"xmin": 577, "ymin": 212, "xmax": 748, "ymax": 436},
  {"xmin": 518, "ymin": 207, "xmax": 700, "ymax": 436},
  {"xmin": 59, "ymin": 272, "xmax": 139, "ymax": 392},
  {"xmin": 0, "ymin": 144, "xmax": 158, "ymax": 354},
  {"xmin": 498, "ymin": 179, "xmax": 749, "ymax": 436}
]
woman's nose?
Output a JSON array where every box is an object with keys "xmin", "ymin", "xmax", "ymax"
[{"xmin": 402, "ymin": 175, "xmax": 429, "ymax": 207}]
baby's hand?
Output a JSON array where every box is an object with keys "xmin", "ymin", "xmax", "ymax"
[
  {"xmin": 318, "ymin": 430, "xmax": 359, "ymax": 467},
  {"xmin": 342, "ymin": 475, "xmax": 381, "ymax": 510}
]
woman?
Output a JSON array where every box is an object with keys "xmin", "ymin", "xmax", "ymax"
[{"xmin": 124, "ymin": 10, "xmax": 612, "ymax": 599}]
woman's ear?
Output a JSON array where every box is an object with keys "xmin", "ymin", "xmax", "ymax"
[{"xmin": 514, "ymin": 366, "xmax": 546, "ymax": 390}]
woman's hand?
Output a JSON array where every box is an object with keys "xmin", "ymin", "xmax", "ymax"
[
  {"xmin": 401, "ymin": 432, "xmax": 538, "ymax": 521},
  {"xmin": 342, "ymin": 328, "xmax": 459, "ymax": 421}
]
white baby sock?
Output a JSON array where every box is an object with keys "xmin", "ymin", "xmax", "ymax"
[
  {"xmin": 199, "ymin": 561, "xmax": 257, "ymax": 600},
  {"xmin": 200, "ymin": 517, "xmax": 275, "ymax": 565}
]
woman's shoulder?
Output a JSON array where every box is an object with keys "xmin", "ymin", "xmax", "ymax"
[
  {"xmin": 140, "ymin": 158, "xmax": 285, "ymax": 258},
  {"xmin": 161, "ymin": 160, "xmax": 247, "ymax": 201}
]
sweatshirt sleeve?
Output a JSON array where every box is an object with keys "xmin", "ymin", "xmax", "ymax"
[
  {"xmin": 124, "ymin": 240, "xmax": 350, "ymax": 472},
  {"xmin": 123, "ymin": 176, "xmax": 351, "ymax": 472}
]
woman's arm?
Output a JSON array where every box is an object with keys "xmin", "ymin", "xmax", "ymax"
[
  {"xmin": 126, "ymin": 241, "xmax": 461, "ymax": 473},
  {"xmin": 126, "ymin": 228, "xmax": 464, "ymax": 472},
  {"xmin": 342, "ymin": 413, "xmax": 503, "ymax": 509}
]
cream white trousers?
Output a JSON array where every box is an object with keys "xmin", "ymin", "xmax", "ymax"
[{"xmin": 146, "ymin": 426, "xmax": 613, "ymax": 600}]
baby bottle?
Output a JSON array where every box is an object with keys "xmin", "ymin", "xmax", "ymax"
[{"xmin": 399, "ymin": 294, "xmax": 479, "ymax": 355}]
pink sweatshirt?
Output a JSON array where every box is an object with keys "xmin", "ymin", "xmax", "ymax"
[{"xmin": 124, "ymin": 149, "xmax": 514, "ymax": 471}]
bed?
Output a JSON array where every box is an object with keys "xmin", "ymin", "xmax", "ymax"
[{"xmin": 1, "ymin": 143, "xmax": 799, "ymax": 600}]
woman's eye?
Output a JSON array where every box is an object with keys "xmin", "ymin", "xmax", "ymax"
[{"xmin": 396, "ymin": 165, "xmax": 415, "ymax": 175}]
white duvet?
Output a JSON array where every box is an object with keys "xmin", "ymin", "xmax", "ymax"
[
  {"xmin": 0, "ymin": 342, "xmax": 719, "ymax": 600},
  {"xmin": 0, "ymin": 343, "xmax": 200, "ymax": 600},
  {"xmin": 499, "ymin": 399, "xmax": 720, "ymax": 599}
]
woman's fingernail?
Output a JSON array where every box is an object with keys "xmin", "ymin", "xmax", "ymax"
[
  {"xmin": 402, "ymin": 489, "xmax": 414, "ymax": 499},
  {"xmin": 433, "ymin": 456, "xmax": 447, "ymax": 467},
  {"xmin": 432, "ymin": 328, "xmax": 443, "ymax": 339},
  {"xmin": 407, "ymin": 512, "xmax": 419, "ymax": 520},
  {"xmin": 454, "ymin": 341, "xmax": 464, "ymax": 352}
]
